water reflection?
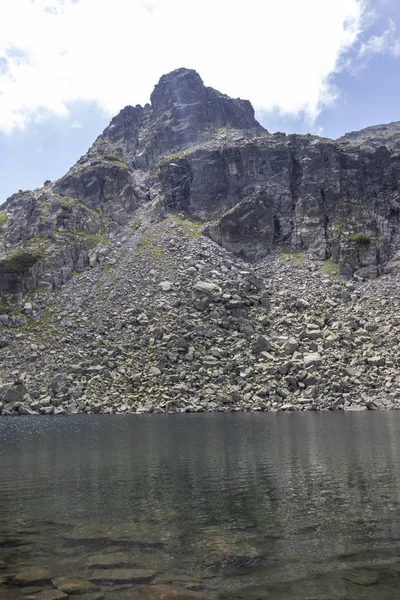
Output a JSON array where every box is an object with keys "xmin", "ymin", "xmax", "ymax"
[{"xmin": 1, "ymin": 413, "xmax": 400, "ymax": 598}]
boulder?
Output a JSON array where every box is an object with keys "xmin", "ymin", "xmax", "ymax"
[{"xmin": 3, "ymin": 382, "xmax": 31, "ymax": 404}]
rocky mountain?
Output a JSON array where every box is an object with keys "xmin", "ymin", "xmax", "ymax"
[
  {"xmin": 338, "ymin": 121, "xmax": 400, "ymax": 151},
  {"xmin": 1, "ymin": 67, "xmax": 400, "ymax": 415}
]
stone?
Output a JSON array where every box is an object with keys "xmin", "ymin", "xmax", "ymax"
[
  {"xmin": 295, "ymin": 299, "xmax": 310, "ymax": 310},
  {"xmin": 52, "ymin": 577, "xmax": 99, "ymax": 594},
  {"xmin": 159, "ymin": 281, "xmax": 173, "ymax": 292},
  {"xmin": 282, "ymin": 339, "xmax": 298, "ymax": 355},
  {"xmin": 304, "ymin": 353, "xmax": 322, "ymax": 368},
  {"xmin": 137, "ymin": 585, "xmax": 212, "ymax": 600},
  {"xmin": 193, "ymin": 281, "xmax": 221, "ymax": 296},
  {"xmin": 51, "ymin": 374, "xmax": 68, "ymax": 396},
  {"xmin": 87, "ymin": 553, "xmax": 137, "ymax": 569},
  {"xmin": 3, "ymin": 383, "xmax": 31, "ymax": 404},
  {"xmin": 18, "ymin": 405, "xmax": 38, "ymax": 415},
  {"xmin": 367, "ymin": 356, "xmax": 385, "ymax": 367},
  {"xmin": 149, "ymin": 366, "xmax": 161, "ymax": 376},
  {"xmin": 13, "ymin": 567, "xmax": 52, "ymax": 586},
  {"xmin": 20, "ymin": 587, "xmax": 42, "ymax": 595},
  {"xmin": 251, "ymin": 336, "xmax": 271, "ymax": 355},
  {"xmin": 68, "ymin": 595, "xmax": 104, "ymax": 600},
  {"xmin": 24, "ymin": 592, "xmax": 68, "ymax": 600},
  {"xmin": 137, "ymin": 313, "xmax": 149, "ymax": 325},
  {"xmin": 88, "ymin": 569, "xmax": 156, "ymax": 584}
]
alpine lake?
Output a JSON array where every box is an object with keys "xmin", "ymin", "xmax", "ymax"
[{"xmin": 1, "ymin": 412, "xmax": 400, "ymax": 600}]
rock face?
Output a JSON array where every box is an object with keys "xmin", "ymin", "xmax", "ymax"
[
  {"xmin": 1, "ymin": 68, "xmax": 400, "ymax": 413},
  {"xmin": 338, "ymin": 121, "xmax": 400, "ymax": 150},
  {"xmin": 206, "ymin": 190, "xmax": 275, "ymax": 260},
  {"xmin": 1, "ymin": 67, "xmax": 400, "ymax": 293}
]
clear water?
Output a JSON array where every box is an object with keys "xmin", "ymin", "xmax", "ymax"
[{"xmin": 1, "ymin": 413, "xmax": 400, "ymax": 599}]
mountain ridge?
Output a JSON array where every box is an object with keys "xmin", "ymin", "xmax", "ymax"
[{"xmin": 1, "ymin": 68, "xmax": 400, "ymax": 415}]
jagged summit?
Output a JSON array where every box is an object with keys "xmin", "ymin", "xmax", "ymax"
[
  {"xmin": 150, "ymin": 67, "xmax": 262, "ymax": 131},
  {"xmin": 98, "ymin": 67, "xmax": 265, "ymax": 168}
]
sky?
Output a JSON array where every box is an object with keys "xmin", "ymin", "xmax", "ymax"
[{"xmin": 0, "ymin": 0, "xmax": 400, "ymax": 204}]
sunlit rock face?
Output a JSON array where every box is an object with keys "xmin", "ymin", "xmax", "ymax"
[{"xmin": 2, "ymin": 66, "xmax": 400, "ymax": 299}]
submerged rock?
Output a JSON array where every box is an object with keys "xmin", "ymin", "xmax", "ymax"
[
  {"xmin": 87, "ymin": 553, "xmax": 138, "ymax": 569},
  {"xmin": 137, "ymin": 585, "xmax": 214, "ymax": 600},
  {"xmin": 13, "ymin": 567, "xmax": 52, "ymax": 586},
  {"xmin": 24, "ymin": 591, "xmax": 67, "ymax": 600},
  {"xmin": 88, "ymin": 569, "xmax": 156, "ymax": 584},
  {"xmin": 52, "ymin": 577, "xmax": 99, "ymax": 594}
]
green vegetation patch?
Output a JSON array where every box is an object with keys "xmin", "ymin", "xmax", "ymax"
[
  {"xmin": 24, "ymin": 287, "xmax": 48, "ymax": 302},
  {"xmin": 159, "ymin": 150, "xmax": 190, "ymax": 165},
  {"xmin": 347, "ymin": 233, "xmax": 372, "ymax": 246},
  {"xmin": 104, "ymin": 153, "xmax": 125, "ymax": 164},
  {"xmin": 22, "ymin": 308, "xmax": 58, "ymax": 337},
  {"xmin": 75, "ymin": 232, "xmax": 107, "ymax": 248},
  {"xmin": 136, "ymin": 229, "xmax": 167, "ymax": 261},
  {"xmin": 0, "ymin": 296, "xmax": 18, "ymax": 315},
  {"xmin": 22, "ymin": 235, "xmax": 52, "ymax": 252},
  {"xmin": 278, "ymin": 248, "xmax": 306, "ymax": 262},
  {"xmin": 157, "ymin": 146, "xmax": 202, "ymax": 167},
  {"xmin": 151, "ymin": 246, "xmax": 167, "ymax": 260},
  {"xmin": 322, "ymin": 258, "xmax": 340, "ymax": 279},
  {"xmin": 130, "ymin": 217, "xmax": 142, "ymax": 232},
  {"xmin": 0, "ymin": 211, "xmax": 6, "ymax": 228},
  {"xmin": 59, "ymin": 197, "xmax": 82, "ymax": 208},
  {"xmin": 149, "ymin": 168, "xmax": 161, "ymax": 181},
  {"xmin": 53, "ymin": 231, "xmax": 107, "ymax": 249},
  {"xmin": 171, "ymin": 215, "xmax": 203, "ymax": 238},
  {"xmin": 0, "ymin": 250, "xmax": 41, "ymax": 274}
]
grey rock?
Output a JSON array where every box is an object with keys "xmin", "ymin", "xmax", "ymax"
[
  {"xmin": 367, "ymin": 356, "xmax": 385, "ymax": 367},
  {"xmin": 51, "ymin": 374, "xmax": 68, "ymax": 396},
  {"xmin": 137, "ymin": 313, "xmax": 149, "ymax": 325},
  {"xmin": 193, "ymin": 281, "xmax": 222, "ymax": 296},
  {"xmin": 18, "ymin": 405, "xmax": 38, "ymax": 416},
  {"xmin": 159, "ymin": 281, "xmax": 173, "ymax": 292},
  {"xmin": 3, "ymin": 383, "xmax": 31, "ymax": 404},
  {"xmin": 252, "ymin": 336, "xmax": 272, "ymax": 354},
  {"xmin": 304, "ymin": 353, "xmax": 322, "ymax": 368}
]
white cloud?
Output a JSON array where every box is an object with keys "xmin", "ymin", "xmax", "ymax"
[
  {"xmin": 0, "ymin": 0, "xmax": 366, "ymax": 133},
  {"xmin": 358, "ymin": 18, "xmax": 400, "ymax": 58},
  {"xmin": 392, "ymin": 40, "xmax": 400, "ymax": 57}
]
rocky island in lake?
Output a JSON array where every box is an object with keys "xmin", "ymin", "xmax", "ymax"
[{"xmin": 1, "ymin": 68, "xmax": 400, "ymax": 415}]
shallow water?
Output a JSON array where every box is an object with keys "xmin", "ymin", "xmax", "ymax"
[{"xmin": 1, "ymin": 413, "xmax": 400, "ymax": 599}]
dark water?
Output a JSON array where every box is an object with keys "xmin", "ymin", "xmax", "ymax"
[{"xmin": 1, "ymin": 413, "xmax": 400, "ymax": 599}]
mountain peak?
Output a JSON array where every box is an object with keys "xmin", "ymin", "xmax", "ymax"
[
  {"xmin": 149, "ymin": 67, "xmax": 262, "ymax": 134},
  {"xmin": 96, "ymin": 67, "xmax": 265, "ymax": 168},
  {"xmin": 150, "ymin": 68, "xmax": 205, "ymax": 112}
]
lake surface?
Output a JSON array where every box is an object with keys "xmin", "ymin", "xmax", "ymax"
[{"xmin": 1, "ymin": 413, "xmax": 400, "ymax": 599}]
